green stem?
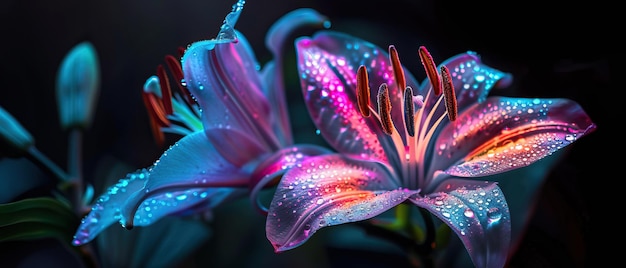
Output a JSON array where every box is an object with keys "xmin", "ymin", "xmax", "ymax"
[
  {"xmin": 67, "ymin": 129, "xmax": 100, "ymax": 268},
  {"xmin": 26, "ymin": 146, "xmax": 70, "ymax": 182},
  {"xmin": 67, "ymin": 129, "xmax": 88, "ymax": 215}
]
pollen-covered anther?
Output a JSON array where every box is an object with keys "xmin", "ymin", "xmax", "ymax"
[
  {"xmin": 356, "ymin": 65, "xmax": 371, "ymax": 117},
  {"xmin": 164, "ymin": 54, "xmax": 194, "ymax": 104},
  {"xmin": 377, "ymin": 83, "xmax": 395, "ymax": 135},
  {"xmin": 418, "ymin": 46, "xmax": 441, "ymax": 96},
  {"xmin": 403, "ymin": 86, "xmax": 415, "ymax": 136},
  {"xmin": 440, "ymin": 65, "xmax": 457, "ymax": 121},
  {"xmin": 156, "ymin": 64, "xmax": 174, "ymax": 115},
  {"xmin": 388, "ymin": 45, "xmax": 406, "ymax": 91}
]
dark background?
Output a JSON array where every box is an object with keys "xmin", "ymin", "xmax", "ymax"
[{"xmin": 0, "ymin": 0, "xmax": 616, "ymax": 267}]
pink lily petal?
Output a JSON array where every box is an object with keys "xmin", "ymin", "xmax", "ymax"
[
  {"xmin": 266, "ymin": 154, "xmax": 418, "ymax": 252},
  {"xmin": 249, "ymin": 144, "xmax": 333, "ymax": 213},
  {"xmin": 118, "ymin": 131, "xmax": 250, "ymax": 229},
  {"xmin": 297, "ymin": 32, "xmax": 421, "ymax": 166},
  {"xmin": 429, "ymin": 97, "xmax": 596, "ymax": 181},
  {"xmin": 411, "ymin": 179, "xmax": 510, "ymax": 268}
]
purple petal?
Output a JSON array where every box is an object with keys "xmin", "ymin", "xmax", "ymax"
[
  {"xmin": 411, "ymin": 180, "xmax": 510, "ymax": 268},
  {"xmin": 260, "ymin": 8, "xmax": 329, "ymax": 146},
  {"xmin": 73, "ymin": 169, "xmax": 149, "ymax": 246},
  {"xmin": 181, "ymin": 31, "xmax": 279, "ymax": 150},
  {"xmin": 205, "ymin": 128, "xmax": 270, "ymax": 167},
  {"xmin": 119, "ymin": 131, "xmax": 250, "ymax": 229},
  {"xmin": 296, "ymin": 32, "xmax": 412, "ymax": 165},
  {"xmin": 429, "ymin": 97, "xmax": 596, "ymax": 180},
  {"xmin": 249, "ymin": 144, "xmax": 333, "ymax": 213},
  {"xmin": 419, "ymin": 52, "xmax": 513, "ymax": 114},
  {"xmin": 266, "ymin": 154, "xmax": 415, "ymax": 252},
  {"xmin": 417, "ymin": 52, "xmax": 513, "ymax": 136}
]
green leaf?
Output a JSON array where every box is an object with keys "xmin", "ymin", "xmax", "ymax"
[
  {"xmin": 434, "ymin": 223, "xmax": 452, "ymax": 250},
  {"xmin": 0, "ymin": 197, "xmax": 78, "ymax": 243}
]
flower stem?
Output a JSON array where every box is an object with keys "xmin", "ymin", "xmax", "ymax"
[
  {"xmin": 67, "ymin": 129, "xmax": 88, "ymax": 215},
  {"xmin": 67, "ymin": 129, "xmax": 100, "ymax": 268},
  {"xmin": 26, "ymin": 146, "xmax": 70, "ymax": 182}
]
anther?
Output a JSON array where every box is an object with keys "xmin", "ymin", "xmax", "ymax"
[
  {"xmin": 356, "ymin": 65, "xmax": 371, "ymax": 117},
  {"xmin": 418, "ymin": 46, "xmax": 441, "ymax": 96},
  {"xmin": 377, "ymin": 83, "xmax": 395, "ymax": 135},
  {"xmin": 164, "ymin": 55, "xmax": 194, "ymax": 105},
  {"xmin": 440, "ymin": 66, "xmax": 457, "ymax": 121},
  {"xmin": 389, "ymin": 45, "xmax": 406, "ymax": 91},
  {"xmin": 403, "ymin": 86, "xmax": 415, "ymax": 137},
  {"xmin": 156, "ymin": 64, "xmax": 174, "ymax": 115}
]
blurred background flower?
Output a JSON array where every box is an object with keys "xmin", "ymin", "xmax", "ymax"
[{"xmin": 0, "ymin": 0, "xmax": 612, "ymax": 267}]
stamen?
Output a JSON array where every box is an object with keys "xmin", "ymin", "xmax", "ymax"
[
  {"xmin": 388, "ymin": 45, "xmax": 406, "ymax": 91},
  {"xmin": 377, "ymin": 83, "xmax": 395, "ymax": 135},
  {"xmin": 403, "ymin": 86, "xmax": 415, "ymax": 137},
  {"xmin": 156, "ymin": 64, "xmax": 174, "ymax": 115},
  {"xmin": 141, "ymin": 91, "xmax": 168, "ymax": 146},
  {"xmin": 164, "ymin": 55, "xmax": 195, "ymax": 105},
  {"xmin": 356, "ymin": 65, "xmax": 371, "ymax": 117},
  {"xmin": 440, "ymin": 66, "xmax": 457, "ymax": 121},
  {"xmin": 177, "ymin": 46, "xmax": 186, "ymax": 58},
  {"xmin": 418, "ymin": 46, "xmax": 441, "ymax": 96}
]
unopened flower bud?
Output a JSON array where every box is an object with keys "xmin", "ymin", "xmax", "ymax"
[
  {"xmin": 0, "ymin": 105, "xmax": 34, "ymax": 156},
  {"xmin": 56, "ymin": 41, "xmax": 101, "ymax": 130}
]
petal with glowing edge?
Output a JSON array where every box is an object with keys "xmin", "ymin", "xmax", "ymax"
[
  {"xmin": 261, "ymin": 8, "xmax": 329, "ymax": 145},
  {"xmin": 249, "ymin": 144, "xmax": 333, "ymax": 212},
  {"xmin": 418, "ymin": 52, "xmax": 513, "ymax": 117},
  {"xmin": 118, "ymin": 131, "xmax": 250, "ymax": 229},
  {"xmin": 182, "ymin": 32, "xmax": 277, "ymax": 150},
  {"xmin": 411, "ymin": 179, "xmax": 510, "ymax": 268},
  {"xmin": 296, "ymin": 32, "xmax": 412, "ymax": 165},
  {"xmin": 73, "ymin": 169, "xmax": 149, "ymax": 246},
  {"xmin": 266, "ymin": 154, "xmax": 416, "ymax": 252},
  {"xmin": 428, "ymin": 97, "xmax": 596, "ymax": 185}
]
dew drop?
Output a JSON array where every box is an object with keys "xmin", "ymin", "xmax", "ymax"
[{"xmin": 487, "ymin": 207, "xmax": 502, "ymax": 223}]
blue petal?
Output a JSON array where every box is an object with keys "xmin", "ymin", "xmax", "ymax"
[
  {"xmin": 73, "ymin": 169, "xmax": 149, "ymax": 246},
  {"xmin": 182, "ymin": 31, "xmax": 279, "ymax": 150},
  {"xmin": 119, "ymin": 131, "xmax": 250, "ymax": 229},
  {"xmin": 412, "ymin": 180, "xmax": 511, "ymax": 268}
]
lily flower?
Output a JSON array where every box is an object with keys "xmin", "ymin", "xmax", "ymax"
[
  {"xmin": 72, "ymin": 1, "xmax": 331, "ymax": 246},
  {"xmin": 266, "ymin": 30, "xmax": 596, "ymax": 268}
]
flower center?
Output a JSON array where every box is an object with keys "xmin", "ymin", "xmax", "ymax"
[
  {"xmin": 142, "ymin": 49, "xmax": 203, "ymax": 146},
  {"xmin": 355, "ymin": 45, "xmax": 458, "ymax": 189}
]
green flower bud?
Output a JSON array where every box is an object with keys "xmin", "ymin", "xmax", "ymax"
[
  {"xmin": 56, "ymin": 41, "xmax": 101, "ymax": 130},
  {"xmin": 0, "ymin": 105, "xmax": 34, "ymax": 156}
]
